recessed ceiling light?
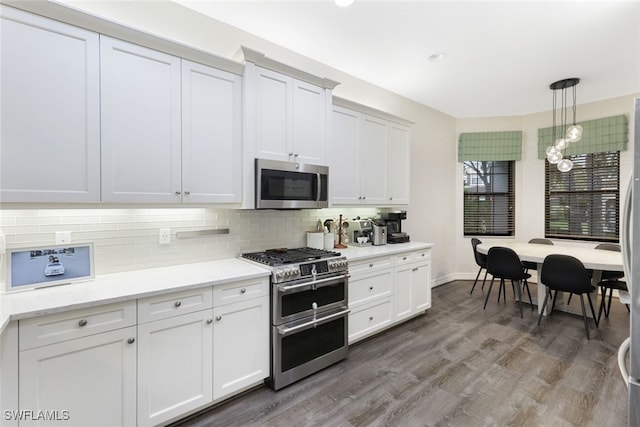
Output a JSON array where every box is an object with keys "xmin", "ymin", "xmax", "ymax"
[
  {"xmin": 428, "ymin": 52, "xmax": 446, "ymax": 62},
  {"xmin": 335, "ymin": 0, "xmax": 354, "ymax": 7}
]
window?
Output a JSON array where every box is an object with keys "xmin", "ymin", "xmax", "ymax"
[
  {"xmin": 545, "ymin": 151, "xmax": 620, "ymax": 242},
  {"xmin": 463, "ymin": 160, "xmax": 515, "ymax": 236}
]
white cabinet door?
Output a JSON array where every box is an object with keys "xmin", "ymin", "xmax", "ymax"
[
  {"xmin": 393, "ymin": 265, "xmax": 413, "ymax": 322},
  {"xmin": 19, "ymin": 327, "xmax": 137, "ymax": 427},
  {"xmin": 100, "ymin": 36, "xmax": 182, "ymax": 203},
  {"xmin": 412, "ymin": 261, "xmax": 432, "ymax": 312},
  {"xmin": 0, "ymin": 6, "xmax": 100, "ymax": 203},
  {"xmin": 137, "ymin": 310, "xmax": 213, "ymax": 427},
  {"xmin": 331, "ymin": 106, "xmax": 362, "ymax": 204},
  {"xmin": 213, "ymin": 296, "xmax": 269, "ymax": 400},
  {"xmin": 293, "ymin": 79, "xmax": 326, "ymax": 165},
  {"xmin": 361, "ymin": 115, "xmax": 388, "ymax": 205},
  {"xmin": 387, "ymin": 123, "xmax": 411, "ymax": 205},
  {"xmin": 253, "ymin": 67, "xmax": 292, "ymax": 162},
  {"xmin": 182, "ymin": 60, "xmax": 242, "ymax": 203}
]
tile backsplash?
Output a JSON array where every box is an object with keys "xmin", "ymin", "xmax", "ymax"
[{"xmin": 0, "ymin": 207, "xmax": 379, "ymax": 276}]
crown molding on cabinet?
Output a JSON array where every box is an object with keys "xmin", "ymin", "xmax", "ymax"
[
  {"xmin": 333, "ymin": 96, "xmax": 414, "ymax": 127},
  {"xmin": 237, "ymin": 46, "xmax": 340, "ymax": 90},
  {"xmin": 1, "ymin": 0, "xmax": 245, "ymax": 76}
]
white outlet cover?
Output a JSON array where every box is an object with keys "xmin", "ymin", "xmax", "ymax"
[
  {"xmin": 159, "ymin": 228, "xmax": 171, "ymax": 245},
  {"xmin": 56, "ymin": 231, "xmax": 71, "ymax": 244}
]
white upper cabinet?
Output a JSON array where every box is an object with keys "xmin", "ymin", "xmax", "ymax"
[
  {"xmin": 292, "ymin": 79, "xmax": 328, "ymax": 165},
  {"xmin": 101, "ymin": 36, "xmax": 182, "ymax": 203},
  {"xmin": 247, "ymin": 65, "xmax": 328, "ymax": 165},
  {"xmin": 330, "ymin": 98, "xmax": 412, "ymax": 206},
  {"xmin": 361, "ymin": 115, "xmax": 389, "ymax": 205},
  {"xmin": 0, "ymin": 6, "xmax": 100, "ymax": 203},
  {"xmin": 387, "ymin": 122, "xmax": 411, "ymax": 205},
  {"xmin": 331, "ymin": 106, "xmax": 362, "ymax": 204},
  {"xmin": 181, "ymin": 60, "xmax": 243, "ymax": 204}
]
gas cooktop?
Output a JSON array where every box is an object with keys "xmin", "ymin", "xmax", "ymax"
[{"xmin": 241, "ymin": 247, "xmax": 342, "ymax": 267}]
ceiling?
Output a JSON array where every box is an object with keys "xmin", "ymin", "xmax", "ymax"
[{"xmin": 172, "ymin": 0, "xmax": 640, "ymax": 118}]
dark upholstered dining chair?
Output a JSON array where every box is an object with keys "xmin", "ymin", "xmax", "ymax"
[
  {"xmin": 484, "ymin": 246, "xmax": 532, "ymax": 318},
  {"xmin": 521, "ymin": 238, "xmax": 553, "ymax": 273},
  {"xmin": 594, "ymin": 243, "xmax": 628, "ymax": 322},
  {"xmin": 470, "ymin": 238, "xmax": 489, "ymax": 295},
  {"xmin": 538, "ymin": 254, "xmax": 599, "ymax": 339}
]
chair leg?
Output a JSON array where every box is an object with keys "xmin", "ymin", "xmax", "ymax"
[
  {"xmin": 567, "ymin": 293, "xmax": 573, "ymax": 305},
  {"xmin": 497, "ymin": 278, "xmax": 504, "ymax": 303},
  {"xmin": 514, "ymin": 280, "xmax": 523, "ymax": 319},
  {"xmin": 483, "ymin": 278, "xmax": 495, "ymax": 310},
  {"xmin": 470, "ymin": 267, "xmax": 483, "ymax": 295},
  {"xmin": 550, "ymin": 290, "xmax": 559, "ymax": 317},
  {"xmin": 538, "ymin": 288, "xmax": 553, "ymax": 326},
  {"xmin": 523, "ymin": 279, "xmax": 533, "ymax": 311},
  {"xmin": 501, "ymin": 279, "xmax": 507, "ymax": 304},
  {"xmin": 587, "ymin": 292, "xmax": 598, "ymax": 328},
  {"xmin": 579, "ymin": 295, "xmax": 590, "ymax": 340},
  {"xmin": 606, "ymin": 287, "xmax": 614, "ymax": 318},
  {"xmin": 597, "ymin": 286, "xmax": 606, "ymax": 325},
  {"xmin": 481, "ymin": 270, "xmax": 488, "ymax": 290}
]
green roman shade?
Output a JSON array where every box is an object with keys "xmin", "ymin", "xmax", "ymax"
[
  {"xmin": 458, "ymin": 131, "xmax": 523, "ymax": 161},
  {"xmin": 537, "ymin": 114, "xmax": 628, "ymax": 159}
]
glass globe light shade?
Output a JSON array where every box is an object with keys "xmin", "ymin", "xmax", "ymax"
[
  {"xmin": 545, "ymin": 145, "xmax": 558, "ymax": 156},
  {"xmin": 566, "ymin": 124, "xmax": 583, "ymax": 143},
  {"xmin": 547, "ymin": 151, "xmax": 563, "ymax": 164},
  {"xmin": 557, "ymin": 158, "xmax": 574, "ymax": 172},
  {"xmin": 554, "ymin": 138, "xmax": 568, "ymax": 150}
]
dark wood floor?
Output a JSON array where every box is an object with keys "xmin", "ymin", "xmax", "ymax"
[{"xmin": 173, "ymin": 280, "xmax": 630, "ymax": 427}]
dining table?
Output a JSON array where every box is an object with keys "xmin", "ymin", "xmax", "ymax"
[{"xmin": 476, "ymin": 241, "xmax": 624, "ymax": 317}]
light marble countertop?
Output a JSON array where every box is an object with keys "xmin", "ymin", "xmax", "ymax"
[
  {"xmin": 0, "ymin": 258, "xmax": 271, "ymax": 334},
  {"xmin": 336, "ymin": 241, "xmax": 434, "ymax": 261},
  {"xmin": 0, "ymin": 242, "xmax": 434, "ymax": 335}
]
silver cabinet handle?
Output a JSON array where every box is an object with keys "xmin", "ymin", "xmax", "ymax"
[
  {"xmin": 288, "ymin": 152, "xmax": 294, "ymax": 157},
  {"xmin": 403, "ymin": 256, "xmax": 407, "ymax": 260},
  {"xmin": 412, "ymin": 267, "xmax": 419, "ymax": 272},
  {"xmin": 184, "ymin": 190, "xmax": 190, "ymax": 196},
  {"xmin": 175, "ymin": 191, "xmax": 181, "ymax": 195},
  {"xmin": 369, "ymin": 263, "xmax": 374, "ymax": 268},
  {"xmin": 389, "ymin": 196, "xmax": 393, "ymax": 200},
  {"xmin": 216, "ymin": 315, "xmax": 222, "ymax": 321},
  {"xmin": 277, "ymin": 309, "xmax": 350, "ymax": 336},
  {"xmin": 78, "ymin": 319, "xmax": 87, "ymax": 327},
  {"xmin": 369, "ymin": 316, "xmax": 374, "ymax": 321},
  {"xmin": 369, "ymin": 286, "xmax": 374, "ymax": 290},
  {"xmin": 240, "ymin": 288, "xmax": 246, "ymax": 294},
  {"xmin": 174, "ymin": 301, "xmax": 181, "ymax": 307},
  {"xmin": 206, "ymin": 318, "xmax": 213, "ymax": 324},
  {"xmin": 127, "ymin": 337, "xmax": 135, "ymax": 344}
]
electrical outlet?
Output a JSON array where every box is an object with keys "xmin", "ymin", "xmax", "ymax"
[
  {"xmin": 56, "ymin": 231, "xmax": 71, "ymax": 245},
  {"xmin": 159, "ymin": 228, "xmax": 171, "ymax": 245}
]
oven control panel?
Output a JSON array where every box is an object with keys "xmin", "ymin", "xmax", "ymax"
[{"xmin": 272, "ymin": 257, "xmax": 348, "ymax": 283}]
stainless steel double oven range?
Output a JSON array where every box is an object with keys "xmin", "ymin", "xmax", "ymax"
[{"xmin": 242, "ymin": 247, "xmax": 349, "ymax": 390}]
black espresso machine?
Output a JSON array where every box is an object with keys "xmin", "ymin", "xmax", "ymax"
[{"xmin": 382, "ymin": 211, "xmax": 410, "ymax": 243}]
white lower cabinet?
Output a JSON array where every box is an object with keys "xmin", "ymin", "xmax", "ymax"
[
  {"xmin": 213, "ymin": 295, "xmax": 269, "ymax": 399},
  {"xmin": 348, "ymin": 247, "xmax": 432, "ymax": 344},
  {"xmin": 19, "ymin": 326, "xmax": 137, "ymax": 427},
  {"xmin": 137, "ymin": 310, "xmax": 213, "ymax": 427}
]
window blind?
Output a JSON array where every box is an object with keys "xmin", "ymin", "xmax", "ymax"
[
  {"xmin": 464, "ymin": 160, "xmax": 515, "ymax": 236},
  {"xmin": 537, "ymin": 114, "xmax": 628, "ymax": 158},
  {"xmin": 545, "ymin": 151, "xmax": 620, "ymax": 241},
  {"xmin": 458, "ymin": 131, "xmax": 522, "ymax": 161}
]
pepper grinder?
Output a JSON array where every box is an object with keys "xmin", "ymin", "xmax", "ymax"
[{"xmin": 335, "ymin": 214, "xmax": 347, "ymax": 249}]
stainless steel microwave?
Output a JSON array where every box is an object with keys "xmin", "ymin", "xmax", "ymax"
[{"xmin": 255, "ymin": 159, "xmax": 329, "ymax": 209}]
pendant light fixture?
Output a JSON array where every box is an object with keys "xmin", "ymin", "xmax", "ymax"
[{"xmin": 545, "ymin": 77, "xmax": 582, "ymax": 172}]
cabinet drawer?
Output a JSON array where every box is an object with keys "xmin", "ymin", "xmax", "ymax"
[
  {"xmin": 348, "ymin": 256, "xmax": 393, "ymax": 275},
  {"xmin": 138, "ymin": 287, "xmax": 213, "ymax": 323},
  {"xmin": 213, "ymin": 278, "xmax": 269, "ymax": 307},
  {"xmin": 349, "ymin": 269, "xmax": 392, "ymax": 306},
  {"xmin": 394, "ymin": 249, "xmax": 431, "ymax": 266},
  {"xmin": 348, "ymin": 298, "xmax": 393, "ymax": 344},
  {"xmin": 19, "ymin": 301, "xmax": 136, "ymax": 350}
]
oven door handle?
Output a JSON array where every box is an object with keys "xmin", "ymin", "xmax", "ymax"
[
  {"xmin": 277, "ymin": 309, "xmax": 350, "ymax": 336},
  {"xmin": 277, "ymin": 274, "xmax": 350, "ymax": 293}
]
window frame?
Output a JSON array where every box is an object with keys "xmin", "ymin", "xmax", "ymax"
[
  {"xmin": 463, "ymin": 160, "xmax": 515, "ymax": 237},
  {"xmin": 544, "ymin": 151, "xmax": 620, "ymax": 242}
]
